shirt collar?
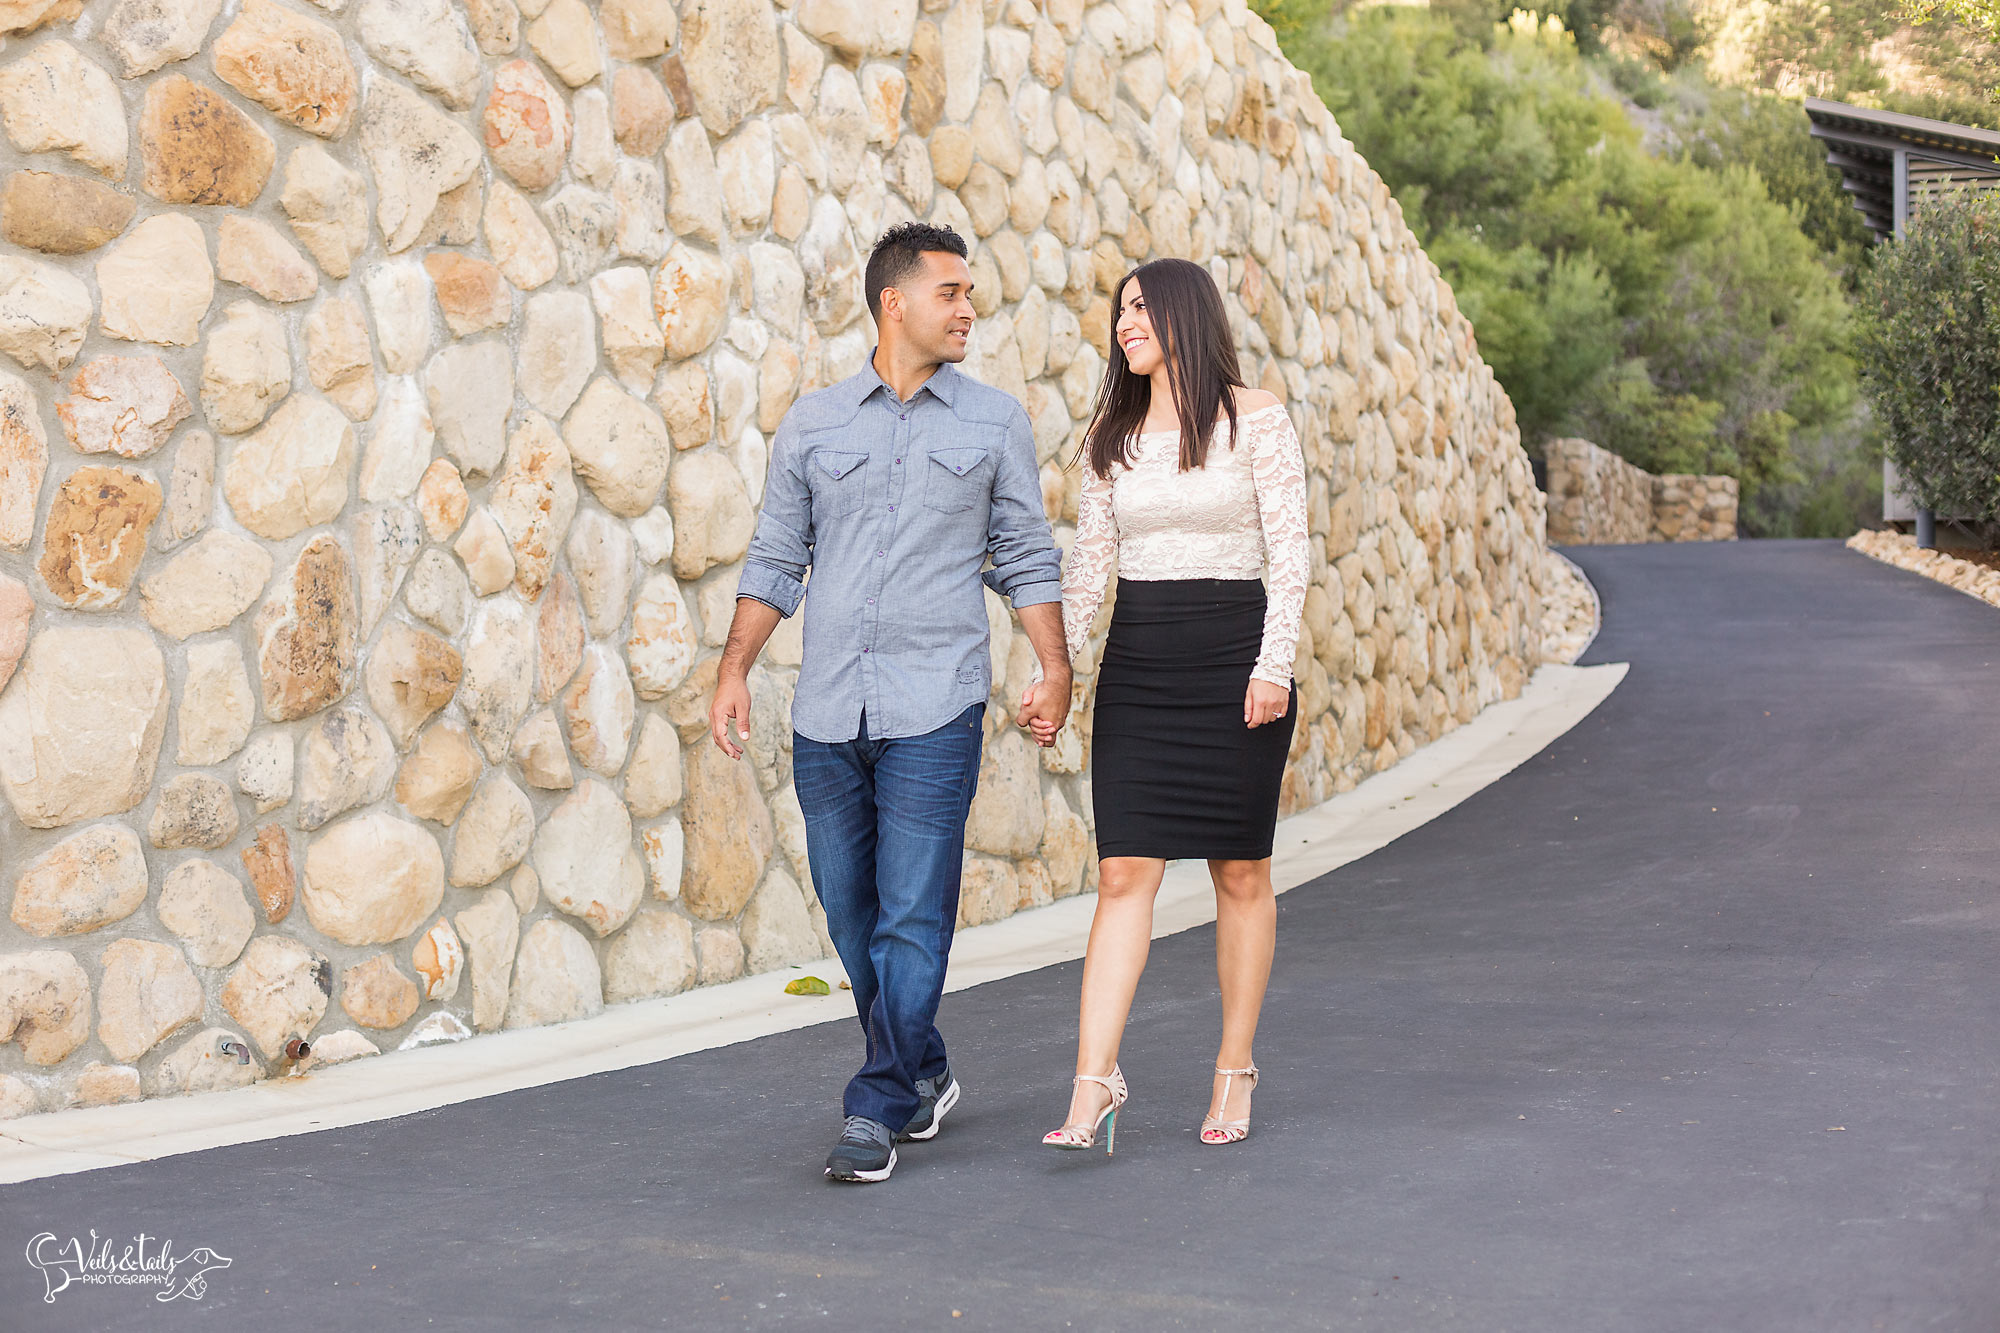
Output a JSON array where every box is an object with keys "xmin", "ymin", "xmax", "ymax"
[{"xmin": 847, "ymin": 351, "xmax": 961, "ymax": 410}]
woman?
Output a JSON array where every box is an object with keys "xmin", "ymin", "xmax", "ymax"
[{"xmin": 1037, "ymin": 257, "xmax": 1310, "ymax": 1153}]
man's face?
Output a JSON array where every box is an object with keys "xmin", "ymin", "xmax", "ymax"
[{"xmin": 893, "ymin": 251, "xmax": 977, "ymax": 363}]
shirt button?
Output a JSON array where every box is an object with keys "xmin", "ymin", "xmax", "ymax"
[{"xmin": 888, "ymin": 504, "xmax": 896, "ymax": 512}]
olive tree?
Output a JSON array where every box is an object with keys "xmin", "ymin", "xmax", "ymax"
[{"xmin": 1856, "ymin": 190, "xmax": 2000, "ymax": 523}]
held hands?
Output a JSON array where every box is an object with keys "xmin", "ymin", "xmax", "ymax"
[
  {"xmin": 1244, "ymin": 678, "xmax": 1289, "ymax": 728},
  {"xmin": 710, "ymin": 675, "xmax": 752, "ymax": 758},
  {"xmin": 1016, "ymin": 670, "xmax": 1072, "ymax": 748}
]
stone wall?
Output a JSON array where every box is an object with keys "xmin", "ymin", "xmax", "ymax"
[
  {"xmin": 1544, "ymin": 437, "xmax": 1653, "ymax": 545},
  {"xmin": 1545, "ymin": 437, "xmax": 1736, "ymax": 545},
  {"xmin": 1650, "ymin": 472, "xmax": 1738, "ymax": 543},
  {"xmin": 0, "ymin": 0, "xmax": 1547, "ymax": 1116}
]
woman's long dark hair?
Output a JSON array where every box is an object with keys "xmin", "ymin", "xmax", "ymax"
[{"xmin": 1077, "ymin": 258, "xmax": 1245, "ymax": 478}]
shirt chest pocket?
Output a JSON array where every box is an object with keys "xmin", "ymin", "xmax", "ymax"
[
  {"xmin": 809, "ymin": 449, "xmax": 868, "ymax": 517},
  {"xmin": 924, "ymin": 442, "xmax": 996, "ymax": 514}
]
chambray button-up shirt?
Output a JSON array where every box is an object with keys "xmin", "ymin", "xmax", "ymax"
[{"xmin": 737, "ymin": 357, "xmax": 1062, "ymax": 744}]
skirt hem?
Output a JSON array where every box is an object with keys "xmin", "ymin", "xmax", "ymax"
[{"xmin": 1093, "ymin": 843, "xmax": 1278, "ymax": 862}]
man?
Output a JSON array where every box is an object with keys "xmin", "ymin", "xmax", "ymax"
[{"xmin": 710, "ymin": 222, "xmax": 1072, "ymax": 1183}]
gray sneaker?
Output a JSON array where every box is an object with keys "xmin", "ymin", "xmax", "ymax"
[
  {"xmin": 825, "ymin": 1116, "xmax": 896, "ymax": 1183},
  {"xmin": 898, "ymin": 1066, "xmax": 960, "ymax": 1142}
]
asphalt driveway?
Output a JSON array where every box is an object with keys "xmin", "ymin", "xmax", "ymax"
[{"xmin": 5, "ymin": 539, "xmax": 1998, "ymax": 1332}]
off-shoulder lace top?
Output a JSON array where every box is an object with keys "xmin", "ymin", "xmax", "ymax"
[{"xmin": 1061, "ymin": 402, "xmax": 1311, "ymax": 687}]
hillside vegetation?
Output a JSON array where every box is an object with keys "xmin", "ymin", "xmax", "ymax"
[{"xmin": 1255, "ymin": 0, "xmax": 1996, "ymax": 536}]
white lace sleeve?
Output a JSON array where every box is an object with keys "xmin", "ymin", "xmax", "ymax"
[
  {"xmin": 1248, "ymin": 406, "xmax": 1310, "ymax": 687},
  {"xmin": 1061, "ymin": 463, "xmax": 1118, "ymax": 665}
]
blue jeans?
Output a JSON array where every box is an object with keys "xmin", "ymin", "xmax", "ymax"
[{"xmin": 792, "ymin": 702, "xmax": 984, "ymax": 1129}]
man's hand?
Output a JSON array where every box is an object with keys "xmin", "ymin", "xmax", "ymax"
[
  {"xmin": 1011, "ymin": 601, "xmax": 1070, "ymax": 748},
  {"xmin": 1245, "ymin": 678, "xmax": 1290, "ymax": 728},
  {"xmin": 710, "ymin": 675, "xmax": 753, "ymax": 758},
  {"xmin": 710, "ymin": 598, "xmax": 783, "ymax": 758},
  {"xmin": 1016, "ymin": 669, "xmax": 1072, "ymax": 748}
]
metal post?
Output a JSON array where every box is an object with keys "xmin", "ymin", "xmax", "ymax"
[
  {"xmin": 1898, "ymin": 150, "xmax": 1921, "ymax": 547},
  {"xmin": 1894, "ymin": 148, "xmax": 1909, "ymax": 239}
]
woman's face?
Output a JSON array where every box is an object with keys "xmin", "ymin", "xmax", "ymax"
[{"xmin": 1114, "ymin": 281, "xmax": 1165, "ymax": 377}]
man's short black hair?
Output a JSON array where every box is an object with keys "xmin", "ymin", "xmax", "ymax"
[{"xmin": 864, "ymin": 221, "xmax": 970, "ymax": 322}]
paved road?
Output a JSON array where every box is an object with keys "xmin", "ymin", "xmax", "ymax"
[{"xmin": 7, "ymin": 540, "xmax": 2000, "ymax": 1331}]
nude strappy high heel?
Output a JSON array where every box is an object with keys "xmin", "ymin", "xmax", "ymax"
[
  {"xmin": 1041, "ymin": 1067, "xmax": 1128, "ymax": 1154},
  {"xmin": 1200, "ymin": 1065, "xmax": 1258, "ymax": 1145}
]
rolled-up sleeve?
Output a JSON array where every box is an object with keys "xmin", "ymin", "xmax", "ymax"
[
  {"xmin": 982, "ymin": 404, "xmax": 1062, "ymax": 608},
  {"xmin": 736, "ymin": 416, "xmax": 813, "ymax": 617}
]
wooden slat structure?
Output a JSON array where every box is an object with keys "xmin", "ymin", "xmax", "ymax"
[{"xmin": 1804, "ymin": 97, "xmax": 2000, "ymax": 242}]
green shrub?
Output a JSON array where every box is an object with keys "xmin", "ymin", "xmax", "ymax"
[
  {"xmin": 1660, "ymin": 81, "xmax": 1872, "ymax": 278},
  {"xmin": 1262, "ymin": 4, "xmax": 1859, "ymax": 531},
  {"xmin": 1855, "ymin": 191, "xmax": 2000, "ymax": 522}
]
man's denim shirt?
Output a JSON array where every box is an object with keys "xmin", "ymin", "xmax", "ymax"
[{"xmin": 737, "ymin": 357, "xmax": 1062, "ymax": 744}]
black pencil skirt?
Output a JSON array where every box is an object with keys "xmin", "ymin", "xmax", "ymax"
[{"xmin": 1089, "ymin": 578, "xmax": 1297, "ymax": 861}]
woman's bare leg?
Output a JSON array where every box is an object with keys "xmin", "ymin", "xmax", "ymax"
[
  {"xmin": 1206, "ymin": 857, "xmax": 1276, "ymax": 1126},
  {"xmin": 1060, "ymin": 855, "xmax": 1166, "ymax": 1130}
]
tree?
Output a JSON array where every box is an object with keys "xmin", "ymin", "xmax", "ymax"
[
  {"xmin": 1267, "ymin": 5, "xmax": 1858, "ymax": 528},
  {"xmin": 1855, "ymin": 190, "xmax": 2000, "ymax": 524},
  {"xmin": 1661, "ymin": 82, "xmax": 1872, "ymax": 277},
  {"xmin": 1702, "ymin": 0, "xmax": 2000, "ymax": 127},
  {"xmin": 1904, "ymin": 0, "xmax": 2000, "ymax": 41}
]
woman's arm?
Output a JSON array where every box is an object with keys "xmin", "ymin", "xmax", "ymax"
[
  {"xmin": 1060, "ymin": 463, "xmax": 1118, "ymax": 664},
  {"xmin": 1246, "ymin": 400, "xmax": 1310, "ymax": 690}
]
